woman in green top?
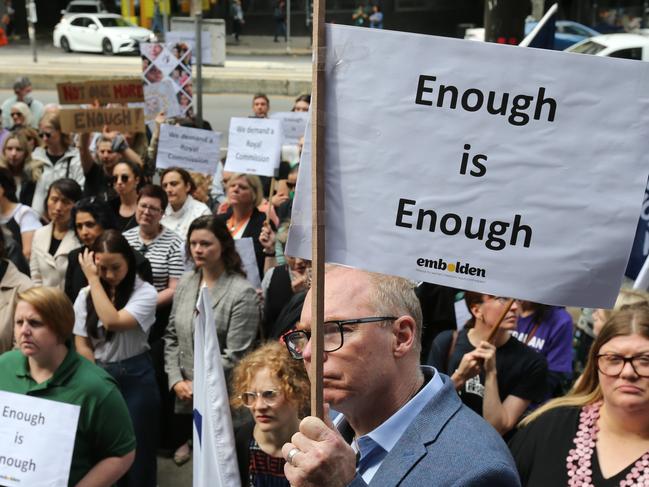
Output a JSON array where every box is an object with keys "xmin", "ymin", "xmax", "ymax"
[{"xmin": 0, "ymin": 287, "xmax": 136, "ymax": 486}]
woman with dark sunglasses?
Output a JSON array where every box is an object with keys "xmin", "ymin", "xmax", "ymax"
[
  {"xmin": 109, "ymin": 161, "xmax": 142, "ymax": 232},
  {"xmin": 231, "ymin": 341, "xmax": 310, "ymax": 487},
  {"xmin": 31, "ymin": 111, "xmax": 92, "ymax": 218}
]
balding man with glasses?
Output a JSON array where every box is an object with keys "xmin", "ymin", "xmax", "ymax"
[{"xmin": 280, "ymin": 265, "xmax": 520, "ymax": 487}]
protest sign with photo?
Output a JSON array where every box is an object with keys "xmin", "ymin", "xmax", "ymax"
[
  {"xmin": 166, "ymin": 31, "xmax": 212, "ymax": 65},
  {"xmin": 0, "ymin": 391, "xmax": 80, "ymax": 487},
  {"xmin": 271, "ymin": 112, "xmax": 308, "ymax": 145},
  {"xmin": 287, "ymin": 25, "xmax": 649, "ymax": 308},
  {"xmin": 224, "ymin": 117, "xmax": 283, "ymax": 177},
  {"xmin": 57, "ymin": 79, "xmax": 144, "ymax": 105},
  {"xmin": 60, "ymin": 107, "xmax": 145, "ymax": 133},
  {"xmin": 141, "ymin": 42, "xmax": 193, "ymax": 125},
  {"xmin": 157, "ymin": 124, "xmax": 221, "ymax": 175}
]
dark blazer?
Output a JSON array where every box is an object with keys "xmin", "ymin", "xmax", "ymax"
[
  {"xmin": 217, "ymin": 207, "xmax": 274, "ymax": 280},
  {"xmin": 64, "ymin": 246, "xmax": 153, "ymax": 302},
  {"xmin": 347, "ymin": 371, "xmax": 521, "ymax": 487}
]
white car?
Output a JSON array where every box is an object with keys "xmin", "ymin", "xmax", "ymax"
[
  {"xmin": 53, "ymin": 13, "xmax": 156, "ymax": 55},
  {"xmin": 566, "ymin": 33, "xmax": 649, "ymax": 61}
]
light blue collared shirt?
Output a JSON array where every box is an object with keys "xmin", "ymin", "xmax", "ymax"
[{"xmin": 347, "ymin": 366, "xmax": 444, "ymax": 484}]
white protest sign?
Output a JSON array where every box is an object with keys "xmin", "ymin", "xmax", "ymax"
[
  {"xmin": 271, "ymin": 112, "xmax": 308, "ymax": 145},
  {"xmin": 286, "ymin": 25, "xmax": 649, "ymax": 308},
  {"xmin": 0, "ymin": 391, "xmax": 80, "ymax": 487},
  {"xmin": 224, "ymin": 118, "xmax": 283, "ymax": 177},
  {"xmin": 235, "ymin": 238, "xmax": 261, "ymax": 288},
  {"xmin": 166, "ymin": 31, "xmax": 212, "ymax": 65},
  {"xmin": 157, "ymin": 124, "xmax": 221, "ymax": 175}
]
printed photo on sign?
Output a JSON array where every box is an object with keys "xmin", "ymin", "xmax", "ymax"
[
  {"xmin": 141, "ymin": 42, "xmax": 193, "ymax": 125},
  {"xmin": 287, "ymin": 24, "xmax": 649, "ymax": 309},
  {"xmin": 166, "ymin": 31, "xmax": 212, "ymax": 65},
  {"xmin": 224, "ymin": 117, "xmax": 283, "ymax": 177},
  {"xmin": 0, "ymin": 391, "xmax": 80, "ymax": 487},
  {"xmin": 156, "ymin": 124, "xmax": 221, "ymax": 175}
]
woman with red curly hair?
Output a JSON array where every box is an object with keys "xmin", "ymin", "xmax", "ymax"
[{"xmin": 231, "ymin": 341, "xmax": 310, "ymax": 487}]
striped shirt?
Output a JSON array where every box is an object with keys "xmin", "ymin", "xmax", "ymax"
[{"xmin": 123, "ymin": 226, "xmax": 185, "ymax": 291}]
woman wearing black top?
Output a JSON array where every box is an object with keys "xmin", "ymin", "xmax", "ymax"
[
  {"xmin": 65, "ymin": 198, "xmax": 152, "ymax": 302},
  {"xmin": 109, "ymin": 161, "xmax": 141, "ymax": 232},
  {"xmin": 510, "ymin": 305, "xmax": 649, "ymax": 486}
]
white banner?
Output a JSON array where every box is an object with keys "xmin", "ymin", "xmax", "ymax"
[
  {"xmin": 224, "ymin": 117, "xmax": 283, "ymax": 177},
  {"xmin": 193, "ymin": 288, "xmax": 241, "ymax": 487},
  {"xmin": 286, "ymin": 25, "xmax": 649, "ymax": 308},
  {"xmin": 271, "ymin": 112, "xmax": 309, "ymax": 145},
  {"xmin": 0, "ymin": 391, "xmax": 80, "ymax": 487},
  {"xmin": 235, "ymin": 237, "xmax": 262, "ymax": 288},
  {"xmin": 157, "ymin": 124, "xmax": 221, "ymax": 175}
]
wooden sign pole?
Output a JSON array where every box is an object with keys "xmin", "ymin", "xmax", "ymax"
[
  {"xmin": 310, "ymin": 0, "xmax": 326, "ymax": 420},
  {"xmin": 266, "ymin": 178, "xmax": 276, "ymax": 224}
]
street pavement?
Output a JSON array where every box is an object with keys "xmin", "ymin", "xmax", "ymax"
[{"xmin": 0, "ymin": 37, "xmax": 312, "ymax": 95}]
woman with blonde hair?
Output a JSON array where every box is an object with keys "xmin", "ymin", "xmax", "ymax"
[
  {"xmin": 231, "ymin": 341, "xmax": 310, "ymax": 487},
  {"xmin": 8, "ymin": 101, "xmax": 32, "ymax": 131},
  {"xmin": 219, "ymin": 172, "xmax": 272, "ymax": 278},
  {"xmin": 0, "ymin": 132, "xmax": 42, "ymax": 207},
  {"xmin": 31, "ymin": 110, "xmax": 90, "ymax": 217},
  {"xmin": 510, "ymin": 304, "xmax": 649, "ymax": 486}
]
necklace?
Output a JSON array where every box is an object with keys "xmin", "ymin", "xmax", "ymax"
[
  {"xmin": 567, "ymin": 401, "xmax": 649, "ymax": 486},
  {"xmin": 226, "ymin": 214, "xmax": 250, "ymax": 236}
]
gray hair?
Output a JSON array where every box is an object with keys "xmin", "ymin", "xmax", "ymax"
[{"xmin": 13, "ymin": 77, "xmax": 31, "ymax": 92}]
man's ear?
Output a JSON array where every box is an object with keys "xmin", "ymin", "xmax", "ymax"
[{"xmin": 392, "ymin": 316, "xmax": 416, "ymax": 358}]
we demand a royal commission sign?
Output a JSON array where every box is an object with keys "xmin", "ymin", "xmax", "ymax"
[{"xmin": 287, "ymin": 25, "xmax": 649, "ymax": 309}]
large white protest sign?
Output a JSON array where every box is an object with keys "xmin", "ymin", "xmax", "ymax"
[
  {"xmin": 0, "ymin": 391, "xmax": 80, "ymax": 487},
  {"xmin": 224, "ymin": 118, "xmax": 283, "ymax": 177},
  {"xmin": 157, "ymin": 124, "xmax": 221, "ymax": 175},
  {"xmin": 235, "ymin": 238, "xmax": 261, "ymax": 288},
  {"xmin": 286, "ymin": 25, "xmax": 649, "ymax": 308},
  {"xmin": 271, "ymin": 112, "xmax": 308, "ymax": 145}
]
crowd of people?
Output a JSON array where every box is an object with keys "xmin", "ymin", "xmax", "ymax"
[{"xmin": 0, "ymin": 76, "xmax": 648, "ymax": 487}]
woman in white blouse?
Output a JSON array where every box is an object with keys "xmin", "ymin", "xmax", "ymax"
[
  {"xmin": 73, "ymin": 229, "xmax": 159, "ymax": 487},
  {"xmin": 0, "ymin": 166, "xmax": 41, "ymax": 260},
  {"xmin": 29, "ymin": 178, "xmax": 82, "ymax": 288},
  {"xmin": 160, "ymin": 167, "xmax": 211, "ymax": 239}
]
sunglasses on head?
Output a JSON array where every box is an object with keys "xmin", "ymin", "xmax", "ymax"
[{"xmin": 111, "ymin": 174, "xmax": 130, "ymax": 184}]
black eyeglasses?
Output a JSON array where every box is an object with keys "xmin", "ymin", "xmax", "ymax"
[
  {"xmin": 597, "ymin": 353, "xmax": 649, "ymax": 378},
  {"xmin": 111, "ymin": 174, "xmax": 130, "ymax": 184},
  {"xmin": 240, "ymin": 390, "xmax": 280, "ymax": 408},
  {"xmin": 10, "ymin": 112, "xmax": 21, "ymax": 118},
  {"xmin": 137, "ymin": 203, "xmax": 161, "ymax": 214},
  {"xmin": 39, "ymin": 131, "xmax": 53, "ymax": 139},
  {"xmin": 284, "ymin": 316, "xmax": 398, "ymax": 360}
]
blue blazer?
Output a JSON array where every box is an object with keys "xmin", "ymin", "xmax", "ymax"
[{"xmin": 348, "ymin": 373, "xmax": 521, "ymax": 487}]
